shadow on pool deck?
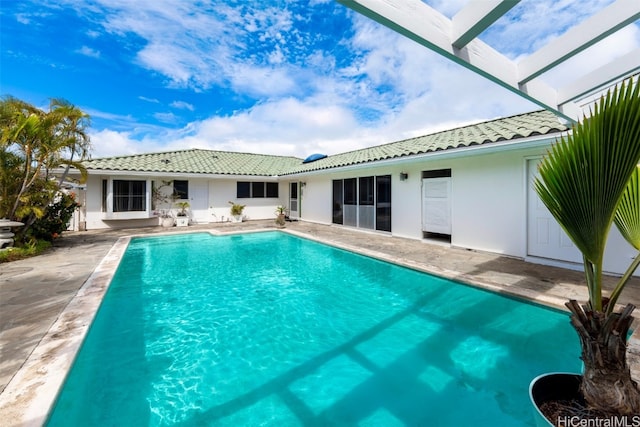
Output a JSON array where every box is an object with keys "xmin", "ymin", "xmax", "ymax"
[{"xmin": 1, "ymin": 219, "xmax": 640, "ymax": 422}]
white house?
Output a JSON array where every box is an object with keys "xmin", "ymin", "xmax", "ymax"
[{"xmin": 67, "ymin": 110, "xmax": 638, "ymax": 276}]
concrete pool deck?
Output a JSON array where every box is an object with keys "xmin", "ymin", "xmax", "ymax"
[{"xmin": 1, "ymin": 220, "xmax": 640, "ymax": 425}]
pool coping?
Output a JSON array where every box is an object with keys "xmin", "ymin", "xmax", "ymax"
[
  {"xmin": 0, "ymin": 234, "xmax": 130, "ymax": 427},
  {"xmin": 1, "ymin": 227, "xmax": 639, "ymax": 426}
]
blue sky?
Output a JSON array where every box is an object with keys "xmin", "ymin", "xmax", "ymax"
[{"xmin": 2, "ymin": 0, "xmax": 638, "ymax": 159}]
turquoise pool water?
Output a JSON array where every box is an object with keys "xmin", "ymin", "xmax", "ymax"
[{"xmin": 47, "ymin": 232, "xmax": 580, "ymax": 426}]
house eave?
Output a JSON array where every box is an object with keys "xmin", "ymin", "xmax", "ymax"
[
  {"xmin": 63, "ymin": 169, "xmax": 279, "ymax": 181},
  {"xmin": 284, "ymin": 131, "xmax": 567, "ymax": 178}
]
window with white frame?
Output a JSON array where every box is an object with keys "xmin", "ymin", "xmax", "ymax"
[{"xmin": 113, "ymin": 180, "xmax": 146, "ymax": 212}]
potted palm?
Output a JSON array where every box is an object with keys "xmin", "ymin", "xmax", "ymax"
[
  {"xmin": 275, "ymin": 205, "xmax": 287, "ymax": 227},
  {"xmin": 531, "ymin": 78, "xmax": 640, "ymax": 423},
  {"xmin": 228, "ymin": 201, "xmax": 246, "ymax": 223},
  {"xmin": 175, "ymin": 201, "xmax": 190, "ymax": 227}
]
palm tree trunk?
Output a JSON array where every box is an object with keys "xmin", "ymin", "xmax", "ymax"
[
  {"xmin": 57, "ymin": 151, "xmax": 74, "ymax": 187},
  {"xmin": 566, "ymin": 300, "xmax": 640, "ymax": 414},
  {"xmin": 13, "ymin": 214, "xmax": 36, "ymax": 243}
]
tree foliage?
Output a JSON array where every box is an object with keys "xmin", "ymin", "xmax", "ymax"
[
  {"xmin": 0, "ymin": 96, "xmax": 91, "ymax": 241},
  {"xmin": 535, "ymin": 78, "xmax": 640, "ymax": 414},
  {"xmin": 29, "ymin": 192, "xmax": 81, "ymax": 242},
  {"xmin": 615, "ymin": 166, "xmax": 640, "ymax": 251},
  {"xmin": 535, "ymin": 78, "xmax": 640, "ymax": 313}
]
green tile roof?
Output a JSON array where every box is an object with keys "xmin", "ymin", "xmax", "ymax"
[
  {"xmin": 282, "ymin": 110, "xmax": 568, "ymax": 175},
  {"xmin": 83, "ymin": 149, "xmax": 302, "ymax": 176},
  {"xmin": 82, "ymin": 110, "xmax": 568, "ymax": 177}
]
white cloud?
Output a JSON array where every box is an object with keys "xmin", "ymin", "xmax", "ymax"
[
  {"xmin": 68, "ymin": 0, "xmax": 302, "ymax": 97},
  {"xmin": 139, "ymin": 96, "xmax": 160, "ymax": 104},
  {"xmin": 15, "ymin": 13, "xmax": 32, "ymax": 25},
  {"xmin": 83, "ymin": 107, "xmax": 135, "ymax": 124},
  {"xmin": 44, "ymin": 0, "xmax": 348, "ymax": 103},
  {"xmin": 86, "ymin": 30, "xmax": 101, "ymax": 38},
  {"xmin": 267, "ymin": 46, "xmax": 285, "ymax": 65},
  {"xmin": 169, "ymin": 97, "xmax": 362, "ymax": 156},
  {"xmin": 153, "ymin": 112, "xmax": 178, "ymax": 124},
  {"xmin": 88, "ymin": 129, "xmax": 140, "ymax": 158},
  {"xmin": 228, "ymin": 64, "xmax": 297, "ymax": 97},
  {"xmin": 14, "ymin": 11, "xmax": 53, "ymax": 25},
  {"xmin": 170, "ymin": 100, "xmax": 194, "ymax": 111},
  {"xmin": 76, "ymin": 45, "xmax": 100, "ymax": 58},
  {"xmin": 89, "ymin": 68, "xmax": 535, "ymax": 160},
  {"xmin": 481, "ymin": 0, "xmax": 617, "ymax": 58},
  {"xmin": 87, "ymin": 96, "xmax": 367, "ymax": 159}
]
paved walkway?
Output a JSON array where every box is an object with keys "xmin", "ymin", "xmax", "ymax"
[{"xmin": 1, "ymin": 220, "xmax": 640, "ymax": 425}]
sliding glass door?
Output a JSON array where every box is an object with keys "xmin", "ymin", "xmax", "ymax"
[
  {"xmin": 343, "ymin": 178, "xmax": 357, "ymax": 227},
  {"xmin": 332, "ymin": 175, "xmax": 391, "ymax": 232},
  {"xmin": 376, "ymin": 175, "xmax": 391, "ymax": 232},
  {"xmin": 358, "ymin": 176, "xmax": 374, "ymax": 229},
  {"xmin": 332, "ymin": 180, "xmax": 343, "ymax": 224}
]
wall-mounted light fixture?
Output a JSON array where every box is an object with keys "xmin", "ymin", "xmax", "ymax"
[
  {"xmin": 301, "ymin": 182, "xmax": 307, "ymax": 187},
  {"xmin": 400, "ymin": 172, "xmax": 408, "ymax": 181}
]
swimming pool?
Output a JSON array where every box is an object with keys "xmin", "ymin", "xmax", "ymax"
[{"xmin": 46, "ymin": 231, "xmax": 579, "ymax": 426}]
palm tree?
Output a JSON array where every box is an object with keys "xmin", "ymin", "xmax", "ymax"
[
  {"xmin": 0, "ymin": 96, "xmax": 90, "ymax": 237},
  {"xmin": 46, "ymin": 98, "xmax": 91, "ymax": 186},
  {"xmin": 0, "ymin": 97, "xmax": 44, "ymax": 219},
  {"xmin": 535, "ymin": 78, "xmax": 640, "ymax": 414},
  {"xmin": 0, "ymin": 150, "xmax": 25, "ymax": 218}
]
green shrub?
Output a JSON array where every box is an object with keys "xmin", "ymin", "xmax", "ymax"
[{"xmin": 29, "ymin": 192, "xmax": 80, "ymax": 242}]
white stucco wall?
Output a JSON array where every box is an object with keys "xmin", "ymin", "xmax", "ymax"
[
  {"xmin": 294, "ymin": 143, "xmax": 637, "ymax": 277},
  {"xmin": 450, "ymin": 150, "xmax": 530, "ymax": 256},
  {"xmin": 391, "ymin": 165, "xmax": 432, "ymax": 240},
  {"xmin": 295, "ymin": 176, "xmax": 331, "ymax": 224},
  {"xmin": 83, "ymin": 175, "xmax": 288, "ymax": 229},
  {"xmin": 297, "ymin": 150, "xmax": 535, "ymax": 253},
  {"xmin": 209, "ymin": 179, "xmax": 240, "ymax": 222}
]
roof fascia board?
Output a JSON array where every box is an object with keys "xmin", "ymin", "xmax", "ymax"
[
  {"xmin": 287, "ymin": 132, "xmax": 566, "ymax": 178},
  {"xmin": 517, "ymin": 0, "xmax": 640, "ymax": 84},
  {"xmin": 337, "ymin": 0, "xmax": 580, "ymax": 122},
  {"xmin": 451, "ymin": 0, "xmax": 519, "ymax": 49},
  {"xmin": 82, "ymin": 170, "xmax": 279, "ymax": 180}
]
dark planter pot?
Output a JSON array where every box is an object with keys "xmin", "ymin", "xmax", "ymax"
[{"xmin": 529, "ymin": 372, "xmax": 582, "ymax": 427}]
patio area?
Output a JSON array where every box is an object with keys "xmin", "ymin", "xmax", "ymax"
[{"xmin": 1, "ymin": 220, "xmax": 640, "ymax": 425}]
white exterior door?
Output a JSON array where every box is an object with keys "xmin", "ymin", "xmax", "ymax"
[
  {"xmin": 422, "ymin": 177, "xmax": 451, "ymax": 234},
  {"xmin": 527, "ymin": 159, "xmax": 582, "ymax": 263},
  {"xmin": 190, "ymin": 181, "xmax": 209, "ymax": 223}
]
